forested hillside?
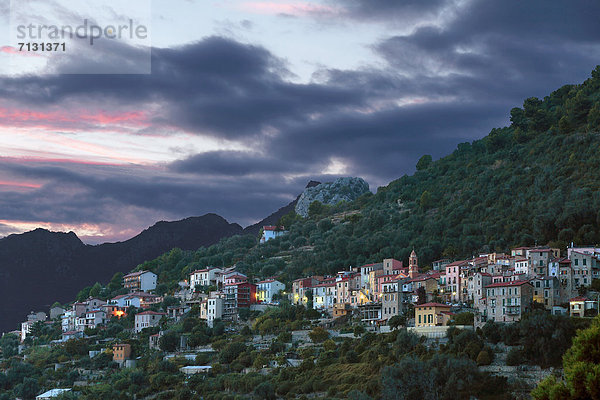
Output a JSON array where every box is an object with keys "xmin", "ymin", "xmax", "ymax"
[{"xmin": 133, "ymin": 66, "xmax": 600, "ymax": 287}]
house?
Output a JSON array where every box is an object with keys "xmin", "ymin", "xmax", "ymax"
[
  {"xmin": 257, "ymin": 279, "xmax": 285, "ymax": 303},
  {"xmin": 569, "ymin": 296, "xmax": 598, "ymax": 317},
  {"xmin": 432, "ymin": 259, "xmax": 450, "ymax": 271},
  {"xmin": 467, "ymin": 272, "xmax": 492, "ymax": 306},
  {"xmin": 407, "ymin": 274, "xmax": 439, "ymax": 298},
  {"xmin": 292, "ymin": 277, "xmax": 318, "ymax": 305},
  {"xmin": 49, "ymin": 306, "xmax": 65, "ymax": 320},
  {"xmin": 445, "ymin": 261, "xmax": 468, "ymax": 302},
  {"xmin": 313, "ymin": 281, "xmax": 336, "ymax": 310},
  {"xmin": 110, "ymin": 294, "xmax": 139, "ymax": 308},
  {"xmin": 84, "ymin": 310, "xmax": 107, "ymax": 329},
  {"xmin": 223, "ymin": 282, "xmax": 257, "ymax": 320},
  {"xmin": 86, "ymin": 298, "xmax": 107, "ymax": 311},
  {"xmin": 103, "ymin": 304, "xmax": 127, "ymax": 319},
  {"xmin": 570, "ymin": 250, "xmax": 599, "ymax": 287},
  {"xmin": 382, "ymin": 258, "xmax": 405, "ymax": 275},
  {"xmin": 129, "ymin": 292, "xmax": 162, "ymax": 308},
  {"xmin": 123, "ymin": 270, "xmax": 157, "ymax": 292},
  {"xmin": 21, "ymin": 311, "xmax": 47, "ymax": 342},
  {"xmin": 223, "ymin": 273, "xmax": 248, "ymax": 286},
  {"xmin": 359, "ymin": 302, "xmax": 382, "ymax": 325},
  {"xmin": 415, "ymin": 303, "xmax": 452, "ymax": 327},
  {"xmin": 531, "ymin": 276, "xmax": 562, "ymax": 309},
  {"xmin": 514, "ymin": 258, "xmax": 530, "ymax": 276},
  {"xmin": 149, "ymin": 332, "xmax": 162, "ymax": 350},
  {"xmin": 113, "ymin": 343, "xmax": 132, "ymax": 364},
  {"xmin": 61, "ymin": 311, "xmax": 76, "ymax": 332},
  {"xmin": 260, "ymin": 226, "xmax": 287, "ymax": 243},
  {"xmin": 380, "ymin": 275, "xmax": 409, "ymax": 321},
  {"xmin": 36, "ymin": 389, "xmax": 71, "ymax": 399},
  {"xmin": 526, "ymin": 248, "xmax": 553, "ymax": 276},
  {"xmin": 336, "ymin": 273, "xmax": 361, "ymax": 306},
  {"xmin": 206, "ymin": 296, "xmax": 224, "ymax": 326},
  {"xmin": 134, "ymin": 311, "xmax": 165, "ymax": 333},
  {"xmin": 167, "ymin": 305, "xmax": 190, "ymax": 322},
  {"xmin": 190, "ymin": 267, "xmax": 223, "ymax": 291},
  {"xmin": 360, "ymin": 262, "xmax": 382, "ymax": 290},
  {"xmin": 483, "ymin": 280, "xmax": 533, "ymax": 323}
]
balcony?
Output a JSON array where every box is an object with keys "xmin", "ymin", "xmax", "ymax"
[{"xmin": 506, "ymin": 306, "xmax": 521, "ymax": 315}]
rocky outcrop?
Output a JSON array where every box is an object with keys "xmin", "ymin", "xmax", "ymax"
[{"xmin": 294, "ymin": 177, "xmax": 370, "ymax": 217}]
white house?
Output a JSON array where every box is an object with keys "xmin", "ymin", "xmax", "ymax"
[
  {"xmin": 256, "ymin": 279, "xmax": 285, "ymax": 303},
  {"xmin": 260, "ymin": 226, "xmax": 287, "ymax": 243},
  {"xmin": 20, "ymin": 311, "xmax": 47, "ymax": 341},
  {"xmin": 123, "ymin": 270, "xmax": 157, "ymax": 292},
  {"xmin": 313, "ymin": 282, "xmax": 336, "ymax": 310},
  {"xmin": 61, "ymin": 310, "xmax": 76, "ymax": 332},
  {"xmin": 206, "ymin": 297, "xmax": 223, "ymax": 327},
  {"xmin": 134, "ymin": 311, "xmax": 165, "ymax": 333},
  {"xmin": 85, "ymin": 310, "xmax": 107, "ymax": 329},
  {"xmin": 190, "ymin": 267, "xmax": 223, "ymax": 291},
  {"xmin": 514, "ymin": 258, "xmax": 530, "ymax": 276}
]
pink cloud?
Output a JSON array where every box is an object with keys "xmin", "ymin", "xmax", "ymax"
[
  {"xmin": 241, "ymin": 1, "xmax": 338, "ymax": 16},
  {"xmin": 0, "ymin": 180, "xmax": 42, "ymax": 189},
  {"xmin": 0, "ymin": 45, "xmax": 43, "ymax": 58},
  {"xmin": 0, "ymin": 107, "xmax": 150, "ymax": 131}
]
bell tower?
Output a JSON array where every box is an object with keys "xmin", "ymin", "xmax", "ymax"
[{"xmin": 409, "ymin": 249, "xmax": 419, "ymax": 278}]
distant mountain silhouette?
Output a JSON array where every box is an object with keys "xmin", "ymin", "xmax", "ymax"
[{"xmin": 0, "ymin": 214, "xmax": 242, "ymax": 333}]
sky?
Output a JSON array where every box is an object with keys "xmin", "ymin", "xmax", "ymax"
[{"xmin": 0, "ymin": 0, "xmax": 599, "ymax": 243}]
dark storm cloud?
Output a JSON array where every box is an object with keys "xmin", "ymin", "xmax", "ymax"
[
  {"xmin": 1, "ymin": 37, "xmax": 365, "ymax": 140},
  {"xmin": 325, "ymin": 0, "xmax": 450, "ymax": 23},
  {"xmin": 169, "ymin": 151, "xmax": 309, "ymax": 176},
  {"xmin": 2, "ymin": 1, "xmax": 600, "ymax": 240}
]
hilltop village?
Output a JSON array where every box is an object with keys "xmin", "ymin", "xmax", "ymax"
[{"xmin": 3, "ymin": 224, "xmax": 599, "ymax": 399}]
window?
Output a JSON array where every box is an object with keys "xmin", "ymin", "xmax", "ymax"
[
  {"xmin": 418, "ymin": 314, "xmax": 421, "ymax": 324},
  {"xmin": 575, "ymin": 259, "xmax": 579, "ymax": 266}
]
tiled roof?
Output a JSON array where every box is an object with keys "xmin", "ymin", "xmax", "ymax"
[
  {"xmin": 569, "ymin": 296, "xmax": 588, "ymax": 302},
  {"xmin": 136, "ymin": 311, "xmax": 166, "ymax": 316},
  {"xmin": 124, "ymin": 270, "xmax": 152, "ymax": 278}
]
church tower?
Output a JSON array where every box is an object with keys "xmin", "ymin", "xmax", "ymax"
[{"xmin": 409, "ymin": 249, "xmax": 419, "ymax": 278}]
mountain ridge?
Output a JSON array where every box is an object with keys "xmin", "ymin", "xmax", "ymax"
[{"xmin": 0, "ymin": 213, "xmax": 243, "ymax": 333}]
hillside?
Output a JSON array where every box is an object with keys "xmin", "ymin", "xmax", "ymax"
[
  {"xmin": 0, "ymin": 214, "xmax": 243, "ymax": 333},
  {"xmin": 138, "ymin": 66, "xmax": 600, "ymax": 286}
]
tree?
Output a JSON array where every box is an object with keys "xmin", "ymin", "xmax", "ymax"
[
  {"xmin": 476, "ymin": 349, "xmax": 493, "ymax": 366},
  {"xmin": 159, "ymin": 331, "xmax": 180, "ymax": 352},
  {"xmin": 14, "ymin": 377, "xmax": 39, "ymax": 400},
  {"xmin": 254, "ymin": 382, "xmax": 276, "ymax": 400},
  {"xmin": 388, "ymin": 315, "xmax": 404, "ymax": 330},
  {"xmin": 219, "ymin": 342, "xmax": 247, "ymax": 364},
  {"xmin": 89, "ymin": 282, "xmax": 103, "ymax": 298},
  {"xmin": 416, "ymin": 155, "xmax": 432, "ymax": 171},
  {"xmin": 308, "ymin": 327, "xmax": 329, "ymax": 343},
  {"xmin": 107, "ymin": 272, "xmax": 124, "ymax": 292},
  {"xmin": 450, "ymin": 312, "xmax": 474, "ymax": 326},
  {"xmin": 532, "ymin": 316, "xmax": 600, "ymax": 399},
  {"xmin": 419, "ymin": 191, "xmax": 433, "ymax": 209}
]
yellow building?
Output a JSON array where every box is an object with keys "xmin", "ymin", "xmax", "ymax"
[
  {"xmin": 415, "ymin": 303, "xmax": 452, "ymax": 327},
  {"xmin": 112, "ymin": 343, "xmax": 131, "ymax": 362}
]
